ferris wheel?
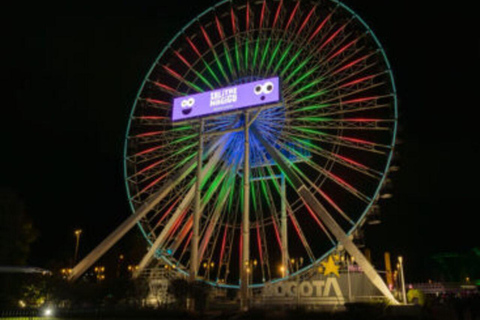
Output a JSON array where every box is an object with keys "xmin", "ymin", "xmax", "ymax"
[{"xmin": 71, "ymin": 0, "xmax": 398, "ymax": 304}]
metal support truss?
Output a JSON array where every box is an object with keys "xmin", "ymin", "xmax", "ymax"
[
  {"xmin": 191, "ymin": 119, "xmax": 204, "ymax": 282},
  {"xmin": 133, "ymin": 138, "xmax": 226, "ymax": 278},
  {"xmin": 251, "ymin": 126, "xmax": 398, "ymax": 305},
  {"xmin": 240, "ymin": 111, "xmax": 250, "ymax": 310},
  {"xmin": 69, "ymin": 137, "xmax": 226, "ymax": 282}
]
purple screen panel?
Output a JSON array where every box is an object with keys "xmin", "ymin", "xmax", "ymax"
[{"xmin": 172, "ymin": 77, "xmax": 280, "ymax": 122}]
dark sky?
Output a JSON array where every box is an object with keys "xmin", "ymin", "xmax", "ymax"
[{"xmin": 3, "ymin": 0, "xmax": 478, "ymax": 281}]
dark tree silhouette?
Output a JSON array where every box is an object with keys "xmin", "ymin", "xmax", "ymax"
[{"xmin": 0, "ymin": 188, "xmax": 38, "ymax": 265}]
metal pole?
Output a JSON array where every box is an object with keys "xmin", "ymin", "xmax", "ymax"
[
  {"xmin": 74, "ymin": 229, "xmax": 82, "ymax": 266},
  {"xmin": 399, "ymin": 256, "xmax": 407, "ymax": 304},
  {"xmin": 347, "ymin": 254, "xmax": 352, "ymax": 302},
  {"xmin": 280, "ymin": 174, "xmax": 288, "ymax": 276},
  {"xmin": 241, "ymin": 111, "xmax": 250, "ymax": 310},
  {"xmin": 191, "ymin": 119, "xmax": 203, "ymax": 282}
]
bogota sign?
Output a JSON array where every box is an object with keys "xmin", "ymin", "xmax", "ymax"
[{"xmin": 263, "ymin": 277, "xmax": 344, "ymax": 300}]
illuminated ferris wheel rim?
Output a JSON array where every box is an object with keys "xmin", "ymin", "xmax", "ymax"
[{"xmin": 123, "ymin": 0, "xmax": 398, "ymax": 288}]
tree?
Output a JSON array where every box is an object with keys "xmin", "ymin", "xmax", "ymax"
[
  {"xmin": 0, "ymin": 188, "xmax": 39, "ymax": 308},
  {"xmin": 0, "ymin": 188, "xmax": 39, "ymax": 265},
  {"xmin": 168, "ymin": 278, "xmax": 189, "ymax": 310}
]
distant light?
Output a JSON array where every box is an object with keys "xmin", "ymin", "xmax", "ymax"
[
  {"xmin": 18, "ymin": 300, "xmax": 26, "ymax": 308},
  {"xmin": 380, "ymin": 193, "xmax": 393, "ymax": 199},
  {"xmin": 43, "ymin": 308, "xmax": 53, "ymax": 317},
  {"xmin": 389, "ymin": 166, "xmax": 400, "ymax": 172},
  {"xmin": 368, "ymin": 218, "xmax": 381, "ymax": 225}
]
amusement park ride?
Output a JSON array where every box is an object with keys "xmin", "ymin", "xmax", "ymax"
[{"xmin": 69, "ymin": 0, "xmax": 400, "ymax": 308}]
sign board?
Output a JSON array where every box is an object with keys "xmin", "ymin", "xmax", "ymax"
[
  {"xmin": 259, "ymin": 272, "xmax": 384, "ymax": 306},
  {"xmin": 172, "ymin": 77, "xmax": 280, "ymax": 122},
  {"xmin": 262, "ymin": 278, "xmax": 345, "ymax": 305}
]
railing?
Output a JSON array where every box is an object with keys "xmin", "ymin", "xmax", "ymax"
[{"xmin": 0, "ymin": 308, "xmax": 39, "ymax": 319}]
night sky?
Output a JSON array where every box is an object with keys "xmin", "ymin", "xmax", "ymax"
[{"xmin": 3, "ymin": 0, "xmax": 478, "ymax": 282}]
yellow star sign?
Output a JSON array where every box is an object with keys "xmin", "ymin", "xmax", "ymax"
[{"xmin": 321, "ymin": 255, "xmax": 340, "ymax": 277}]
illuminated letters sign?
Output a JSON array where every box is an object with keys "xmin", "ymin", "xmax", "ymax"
[
  {"xmin": 263, "ymin": 278, "xmax": 344, "ymax": 302},
  {"xmin": 172, "ymin": 77, "xmax": 280, "ymax": 122}
]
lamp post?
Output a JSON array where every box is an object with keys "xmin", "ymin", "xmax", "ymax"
[
  {"xmin": 398, "ymin": 256, "xmax": 407, "ymax": 304},
  {"xmin": 74, "ymin": 229, "xmax": 82, "ymax": 265}
]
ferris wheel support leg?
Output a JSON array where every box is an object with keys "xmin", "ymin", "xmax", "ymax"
[
  {"xmin": 69, "ymin": 137, "xmax": 226, "ymax": 282},
  {"xmin": 134, "ymin": 187, "xmax": 195, "ymax": 278},
  {"xmin": 251, "ymin": 126, "xmax": 399, "ymax": 305},
  {"xmin": 240, "ymin": 111, "xmax": 250, "ymax": 311},
  {"xmin": 281, "ymin": 174, "xmax": 289, "ymax": 276},
  {"xmin": 133, "ymin": 137, "xmax": 228, "ymax": 278},
  {"xmin": 191, "ymin": 119, "xmax": 204, "ymax": 283}
]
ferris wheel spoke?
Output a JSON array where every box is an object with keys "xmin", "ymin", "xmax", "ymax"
[
  {"xmin": 317, "ymin": 21, "xmax": 349, "ymax": 53},
  {"xmin": 216, "ymin": 221, "xmax": 229, "ymax": 281},
  {"xmin": 254, "ymin": 129, "xmax": 355, "ymax": 223},
  {"xmin": 185, "ymin": 37, "xmax": 223, "ymax": 87},
  {"xmin": 297, "ymin": 199, "xmax": 338, "ymax": 249},
  {"xmin": 213, "ymin": 16, "xmax": 232, "ymax": 72},
  {"xmin": 252, "ymin": 183, "xmax": 266, "ymax": 277},
  {"xmin": 285, "ymin": 130, "xmax": 390, "ymax": 154},
  {"xmin": 284, "ymin": 1, "xmax": 300, "ymax": 31},
  {"xmin": 135, "ymin": 206, "xmax": 190, "ymax": 277},
  {"xmin": 148, "ymin": 187, "xmax": 191, "ymax": 232},
  {"xmin": 308, "ymin": 10, "xmax": 333, "ymax": 42},
  {"xmin": 132, "ymin": 142, "xmax": 196, "ymax": 166},
  {"xmin": 287, "ymin": 208, "xmax": 316, "ymax": 264},
  {"xmin": 285, "ymin": 136, "xmax": 383, "ymax": 179},
  {"xmin": 230, "ymin": 8, "xmax": 246, "ymax": 77},
  {"xmin": 132, "ymin": 149, "xmax": 197, "ymax": 184},
  {"xmin": 256, "ymin": 189, "xmax": 272, "ymax": 281},
  {"xmin": 286, "ymin": 68, "xmax": 323, "ymax": 97},
  {"xmin": 218, "ymin": 198, "xmax": 240, "ymax": 283},
  {"xmin": 281, "ymin": 25, "xmax": 359, "ymax": 88},
  {"xmin": 130, "ymin": 124, "xmax": 194, "ymax": 141},
  {"xmin": 288, "ymin": 118, "xmax": 394, "ymax": 131},
  {"xmin": 135, "ymin": 139, "xmax": 231, "ymax": 276},
  {"xmin": 319, "ymin": 85, "xmax": 389, "ymax": 108},
  {"xmin": 199, "ymin": 196, "xmax": 232, "ymax": 277},
  {"xmin": 198, "ymin": 173, "xmax": 234, "ymax": 263},
  {"xmin": 163, "ymin": 65, "xmax": 205, "ymax": 93},
  {"xmin": 176, "ymin": 230, "xmax": 193, "ymax": 267},
  {"xmin": 296, "ymin": 5, "xmax": 317, "ymax": 36},
  {"xmin": 275, "ymin": 138, "xmax": 372, "ymax": 205},
  {"xmin": 149, "ymin": 79, "xmax": 186, "ymax": 96},
  {"xmin": 285, "ymin": 100, "xmax": 390, "ymax": 118},
  {"xmin": 200, "ymin": 26, "xmax": 231, "ymax": 84},
  {"xmin": 173, "ymin": 50, "xmax": 216, "ymax": 91},
  {"xmin": 141, "ymin": 98, "xmax": 172, "ymax": 110},
  {"xmin": 169, "ymin": 215, "xmax": 193, "ymax": 254}
]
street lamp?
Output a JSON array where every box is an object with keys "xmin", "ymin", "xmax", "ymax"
[
  {"xmin": 74, "ymin": 229, "xmax": 82, "ymax": 265},
  {"xmin": 279, "ymin": 265, "xmax": 286, "ymax": 277},
  {"xmin": 398, "ymin": 256, "xmax": 407, "ymax": 304}
]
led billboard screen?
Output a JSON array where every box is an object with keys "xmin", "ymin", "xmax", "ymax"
[{"xmin": 172, "ymin": 77, "xmax": 280, "ymax": 122}]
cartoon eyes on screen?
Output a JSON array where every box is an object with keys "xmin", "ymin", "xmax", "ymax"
[
  {"xmin": 254, "ymin": 81, "xmax": 275, "ymax": 101},
  {"xmin": 180, "ymin": 98, "xmax": 195, "ymax": 115}
]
